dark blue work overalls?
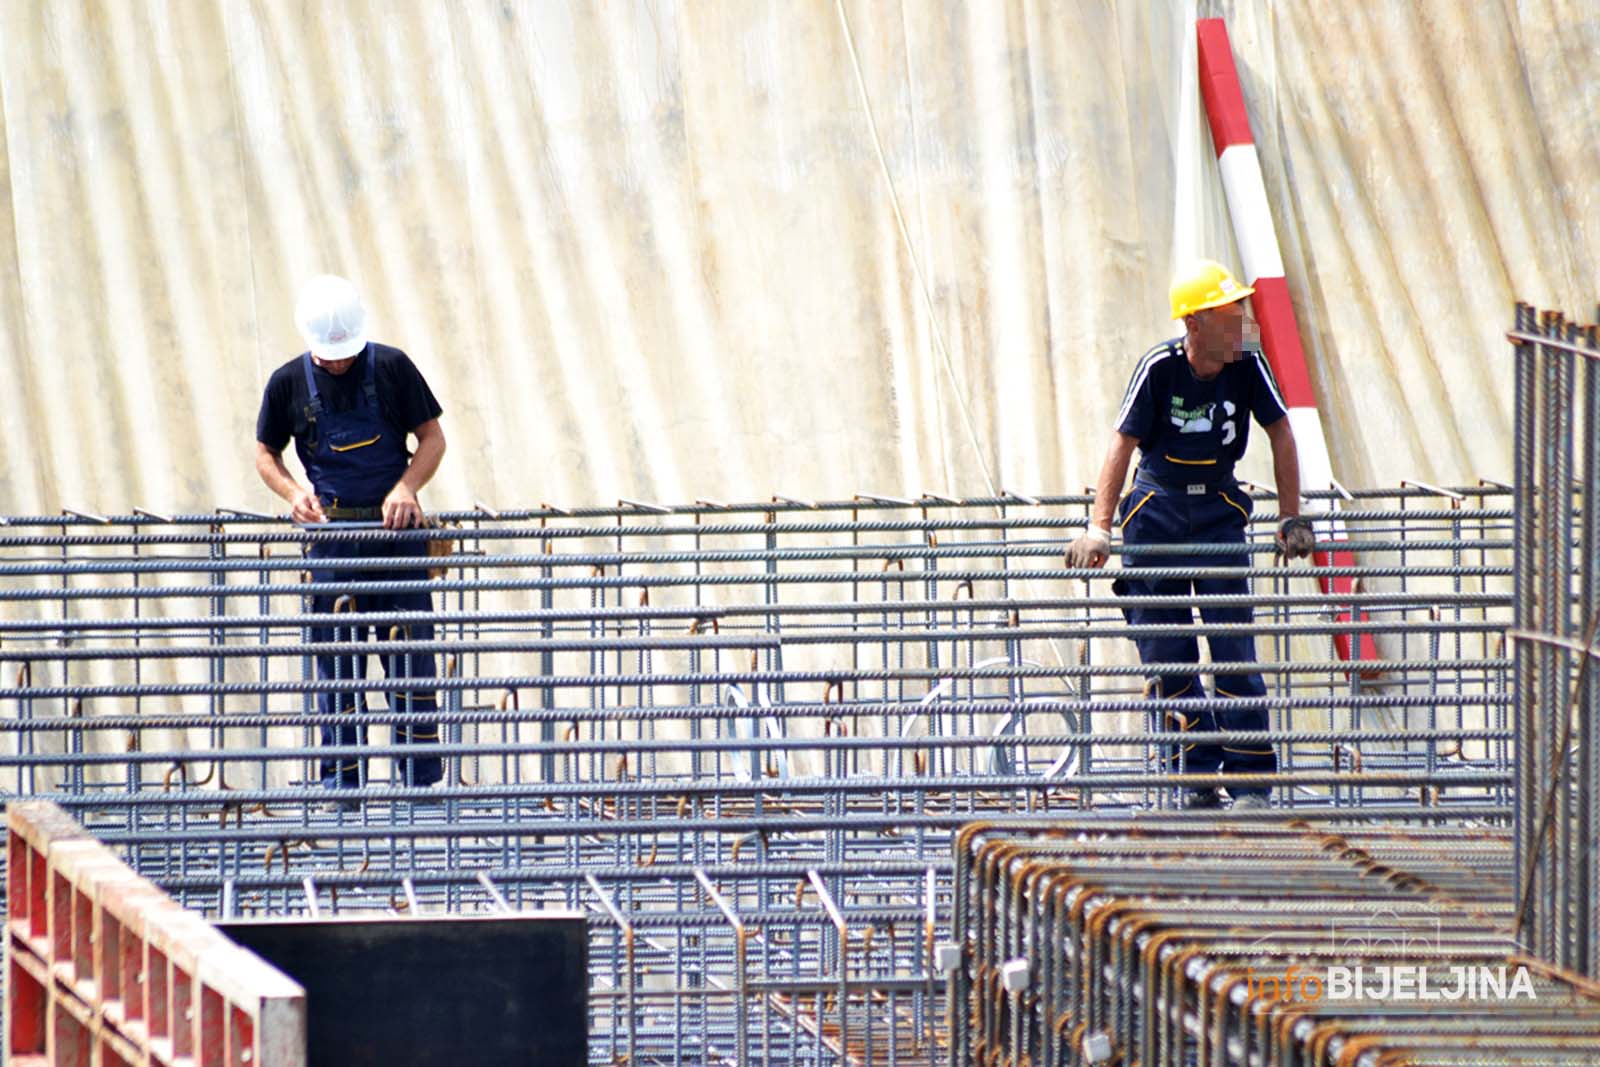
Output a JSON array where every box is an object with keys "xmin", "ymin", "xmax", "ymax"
[
  {"xmin": 301, "ymin": 350, "xmax": 442, "ymax": 790},
  {"xmin": 1113, "ymin": 469, "xmax": 1276, "ymax": 797}
]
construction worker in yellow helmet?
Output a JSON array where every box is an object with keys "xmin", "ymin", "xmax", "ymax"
[{"xmin": 1066, "ymin": 258, "xmax": 1315, "ymax": 812}]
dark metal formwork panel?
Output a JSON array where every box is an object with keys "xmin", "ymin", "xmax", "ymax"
[{"xmin": 219, "ymin": 913, "xmax": 586, "ymax": 1067}]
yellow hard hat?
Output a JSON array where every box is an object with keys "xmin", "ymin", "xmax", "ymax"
[{"xmin": 1169, "ymin": 259, "xmax": 1255, "ymax": 320}]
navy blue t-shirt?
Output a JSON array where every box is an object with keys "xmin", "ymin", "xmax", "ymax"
[
  {"xmin": 255, "ymin": 343, "xmax": 442, "ymax": 476},
  {"xmin": 1114, "ymin": 338, "xmax": 1288, "ymax": 485}
]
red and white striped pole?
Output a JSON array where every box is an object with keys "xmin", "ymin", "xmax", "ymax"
[{"xmin": 1195, "ymin": 17, "xmax": 1378, "ymax": 672}]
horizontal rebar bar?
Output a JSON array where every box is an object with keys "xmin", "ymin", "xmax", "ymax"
[
  {"xmin": 0, "ymin": 693, "xmax": 1507, "ymax": 733},
  {"xmin": 0, "ymin": 726, "xmax": 1514, "ymax": 767},
  {"xmin": 0, "ymin": 656, "xmax": 1511, "ymax": 700},
  {"xmin": 0, "ymin": 484, "xmax": 1512, "ymax": 529},
  {"xmin": 0, "ymin": 563, "xmax": 1512, "ymax": 602},
  {"xmin": 0, "ymin": 538, "xmax": 1514, "ymax": 578},
  {"xmin": 0, "ymin": 619, "xmax": 1504, "ymax": 663},
  {"xmin": 0, "ymin": 590, "xmax": 1513, "ymax": 634}
]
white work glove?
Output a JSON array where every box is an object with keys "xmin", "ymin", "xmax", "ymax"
[{"xmin": 1066, "ymin": 525, "xmax": 1112, "ymax": 569}]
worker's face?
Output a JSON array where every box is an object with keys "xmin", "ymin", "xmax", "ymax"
[
  {"xmin": 1185, "ymin": 300, "xmax": 1256, "ymax": 373},
  {"xmin": 311, "ymin": 354, "xmax": 358, "ymax": 376}
]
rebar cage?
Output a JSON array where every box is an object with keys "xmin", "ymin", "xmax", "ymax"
[
  {"xmin": 948, "ymin": 819, "xmax": 1600, "ymax": 1067},
  {"xmin": 0, "ymin": 476, "xmax": 1514, "ymax": 1064}
]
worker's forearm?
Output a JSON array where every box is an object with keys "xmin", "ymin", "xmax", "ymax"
[
  {"xmin": 255, "ymin": 447, "xmax": 305, "ymax": 504},
  {"xmin": 396, "ymin": 432, "xmax": 445, "ymax": 495},
  {"xmin": 1091, "ymin": 435, "xmax": 1137, "ymax": 530},
  {"xmin": 1271, "ymin": 431, "xmax": 1302, "ymax": 518}
]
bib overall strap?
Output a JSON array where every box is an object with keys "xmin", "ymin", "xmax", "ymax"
[
  {"xmin": 300, "ymin": 353, "xmax": 325, "ymax": 448},
  {"xmin": 361, "ymin": 346, "xmax": 379, "ymax": 409}
]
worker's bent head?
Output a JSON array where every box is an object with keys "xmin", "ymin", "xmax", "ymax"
[{"xmin": 296, "ymin": 274, "xmax": 369, "ymax": 364}]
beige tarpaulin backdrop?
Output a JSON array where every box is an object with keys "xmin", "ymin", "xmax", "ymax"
[
  {"xmin": 0, "ymin": 1, "xmax": 1589, "ymax": 785},
  {"xmin": 2, "ymin": 0, "xmax": 1595, "ymax": 514}
]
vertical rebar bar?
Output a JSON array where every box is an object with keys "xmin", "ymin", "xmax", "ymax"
[{"xmin": 1513, "ymin": 302, "xmax": 1538, "ymax": 948}]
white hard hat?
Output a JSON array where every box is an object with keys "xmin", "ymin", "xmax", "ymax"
[{"xmin": 294, "ymin": 274, "xmax": 368, "ymax": 361}]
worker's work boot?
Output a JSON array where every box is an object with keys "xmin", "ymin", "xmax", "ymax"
[
  {"xmin": 1179, "ymin": 787, "xmax": 1224, "ymax": 811},
  {"xmin": 1230, "ymin": 793, "xmax": 1270, "ymax": 812}
]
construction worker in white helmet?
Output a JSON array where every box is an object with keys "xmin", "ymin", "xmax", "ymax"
[
  {"xmin": 254, "ymin": 274, "xmax": 448, "ymax": 811},
  {"xmin": 1066, "ymin": 259, "xmax": 1316, "ymax": 812}
]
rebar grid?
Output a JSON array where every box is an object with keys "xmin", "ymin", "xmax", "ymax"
[{"xmin": 1, "ymin": 484, "xmax": 1511, "ymax": 1063}]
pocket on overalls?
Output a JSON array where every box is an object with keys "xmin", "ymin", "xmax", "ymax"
[
  {"xmin": 1117, "ymin": 488, "xmax": 1157, "ymax": 533},
  {"xmin": 1149, "ymin": 678, "xmax": 1199, "ymax": 754},
  {"xmin": 327, "ymin": 431, "xmax": 383, "ymax": 452},
  {"xmin": 1217, "ymin": 487, "xmax": 1254, "ymax": 524},
  {"xmin": 1112, "ymin": 488, "xmax": 1157, "ymax": 623}
]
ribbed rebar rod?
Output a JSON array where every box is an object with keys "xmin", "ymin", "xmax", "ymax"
[
  {"xmin": 0, "ymin": 537, "xmax": 1514, "ymax": 578},
  {"xmin": 0, "ymin": 485, "xmax": 1510, "ymax": 530},
  {"xmin": 0, "ymin": 590, "xmax": 1513, "ymax": 634},
  {"xmin": 0, "ymin": 618, "xmax": 1502, "ymax": 664},
  {"xmin": 0, "ymin": 657, "xmax": 1511, "ymax": 701},
  {"xmin": 80, "ymin": 793, "xmax": 1515, "ymax": 846},
  {"xmin": 0, "ymin": 726, "xmax": 1515, "ymax": 768},
  {"xmin": 0, "ymin": 697, "xmax": 1506, "ymax": 732},
  {"xmin": 0, "ymin": 563, "xmax": 1512, "ymax": 603}
]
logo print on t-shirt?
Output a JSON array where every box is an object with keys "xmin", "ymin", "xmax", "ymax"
[{"xmin": 1170, "ymin": 397, "xmax": 1215, "ymax": 434}]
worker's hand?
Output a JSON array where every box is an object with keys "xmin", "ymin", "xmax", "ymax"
[
  {"xmin": 1277, "ymin": 515, "xmax": 1316, "ymax": 559},
  {"xmin": 290, "ymin": 488, "xmax": 327, "ymax": 524},
  {"xmin": 1066, "ymin": 526, "xmax": 1112, "ymax": 569},
  {"xmin": 383, "ymin": 484, "xmax": 425, "ymax": 529}
]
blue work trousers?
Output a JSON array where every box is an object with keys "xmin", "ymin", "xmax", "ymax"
[
  {"xmin": 1114, "ymin": 480, "xmax": 1276, "ymax": 796},
  {"xmin": 309, "ymin": 537, "xmax": 443, "ymax": 789}
]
